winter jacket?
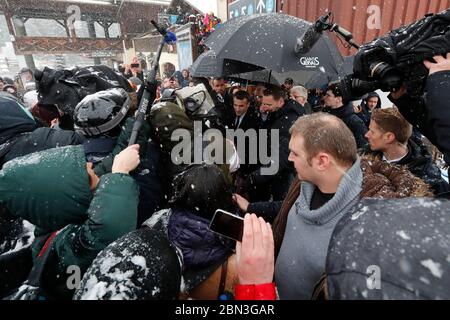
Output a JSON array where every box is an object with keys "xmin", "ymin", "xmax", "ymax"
[
  {"xmin": 325, "ymin": 103, "xmax": 368, "ymax": 149},
  {"xmin": 246, "ymin": 99, "xmax": 305, "ymax": 202},
  {"xmin": 363, "ymin": 140, "xmax": 449, "ymax": 195},
  {"xmin": 90, "ymin": 116, "xmax": 162, "ymax": 224},
  {"xmin": 0, "ymin": 93, "xmax": 38, "ymax": 145},
  {"xmin": 0, "ymin": 93, "xmax": 82, "ymax": 168},
  {"xmin": 0, "ymin": 145, "xmax": 139, "ymax": 298},
  {"xmin": 92, "ymin": 117, "xmax": 151, "ymax": 176},
  {"xmin": 168, "ymin": 208, "xmax": 233, "ymax": 270}
]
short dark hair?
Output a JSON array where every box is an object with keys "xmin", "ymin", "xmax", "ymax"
[
  {"xmin": 284, "ymin": 77, "xmax": 294, "ymax": 85},
  {"xmin": 263, "ymin": 85, "xmax": 285, "ymax": 101},
  {"xmin": 233, "ymin": 90, "xmax": 251, "ymax": 102},
  {"xmin": 327, "ymin": 82, "xmax": 343, "ymax": 98},
  {"xmin": 213, "ymin": 77, "xmax": 224, "ymax": 82}
]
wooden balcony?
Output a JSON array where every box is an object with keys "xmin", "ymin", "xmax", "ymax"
[{"xmin": 13, "ymin": 36, "xmax": 124, "ymax": 55}]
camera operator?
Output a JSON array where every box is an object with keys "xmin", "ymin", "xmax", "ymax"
[{"xmin": 389, "ymin": 53, "xmax": 450, "ymax": 177}]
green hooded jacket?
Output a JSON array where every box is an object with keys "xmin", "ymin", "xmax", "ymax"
[{"xmin": 0, "ymin": 145, "xmax": 139, "ymax": 293}]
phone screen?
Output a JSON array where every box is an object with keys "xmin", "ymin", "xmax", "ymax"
[{"xmin": 209, "ymin": 209, "xmax": 244, "ymax": 242}]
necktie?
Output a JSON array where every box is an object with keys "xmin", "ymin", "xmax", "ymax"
[{"xmin": 235, "ymin": 116, "xmax": 240, "ymax": 128}]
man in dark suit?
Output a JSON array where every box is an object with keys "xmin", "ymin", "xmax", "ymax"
[
  {"xmin": 231, "ymin": 90, "xmax": 260, "ymax": 131},
  {"xmin": 230, "ymin": 90, "xmax": 260, "ymax": 193}
]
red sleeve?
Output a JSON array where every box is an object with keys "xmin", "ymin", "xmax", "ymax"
[{"xmin": 235, "ymin": 283, "xmax": 276, "ymax": 300}]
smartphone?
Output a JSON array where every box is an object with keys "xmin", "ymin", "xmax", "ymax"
[{"xmin": 209, "ymin": 209, "xmax": 244, "ymax": 242}]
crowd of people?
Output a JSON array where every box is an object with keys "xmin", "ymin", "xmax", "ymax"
[{"xmin": 0, "ymin": 49, "xmax": 449, "ymax": 300}]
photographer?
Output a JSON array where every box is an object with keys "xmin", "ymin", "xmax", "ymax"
[
  {"xmin": 389, "ymin": 53, "xmax": 450, "ymax": 176},
  {"xmin": 123, "ymin": 57, "xmax": 144, "ymax": 82}
]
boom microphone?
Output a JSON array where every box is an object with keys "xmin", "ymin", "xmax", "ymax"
[{"xmin": 295, "ymin": 12, "xmax": 331, "ymax": 54}]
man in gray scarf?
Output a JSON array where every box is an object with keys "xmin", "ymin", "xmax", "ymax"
[
  {"xmin": 235, "ymin": 112, "xmax": 363, "ymax": 300},
  {"xmin": 275, "ymin": 113, "xmax": 362, "ymax": 299}
]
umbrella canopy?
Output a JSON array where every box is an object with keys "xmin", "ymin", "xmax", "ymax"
[
  {"xmin": 190, "ymin": 50, "xmax": 264, "ymax": 78},
  {"xmin": 228, "ymin": 69, "xmax": 281, "ymax": 86},
  {"xmin": 305, "ymin": 55, "xmax": 355, "ymax": 90},
  {"xmin": 205, "ymin": 13, "xmax": 344, "ymax": 75},
  {"xmin": 230, "ymin": 69, "xmax": 319, "ymax": 86},
  {"xmin": 326, "ymin": 198, "xmax": 450, "ymax": 300}
]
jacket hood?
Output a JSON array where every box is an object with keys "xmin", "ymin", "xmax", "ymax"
[
  {"xmin": 0, "ymin": 93, "xmax": 38, "ymax": 145},
  {"xmin": 0, "ymin": 145, "xmax": 92, "ymax": 233},
  {"xmin": 362, "ymin": 92, "xmax": 382, "ymax": 111},
  {"xmin": 168, "ymin": 207, "xmax": 232, "ymax": 270}
]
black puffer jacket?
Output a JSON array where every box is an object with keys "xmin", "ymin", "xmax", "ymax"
[
  {"xmin": 397, "ymin": 140, "xmax": 449, "ymax": 195},
  {"xmin": 325, "ymin": 102, "xmax": 368, "ymax": 149},
  {"xmin": 168, "ymin": 208, "xmax": 233, "ymax": 270}
]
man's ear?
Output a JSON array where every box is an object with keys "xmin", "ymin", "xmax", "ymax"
[
  {"xmin": 385, "ymin": 132, "xmax": 397, "ymax": 144},
  {"xmin": 278, "ymin": 98, "xmax": 285, "ymax": 109},
  {"xmin": 315, "ymin": 152, "xmax": 331, "ymax": 171}
]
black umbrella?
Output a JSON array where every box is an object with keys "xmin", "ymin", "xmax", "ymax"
[
  {"xmin": 305, "ymin": 55, "xmax": 355, "ymax": 90},
  {"xmin": 326, "ymin": 198, "xmax": 450, "ymax": 300},
  {"xmin": 228, "ymin": 69, "xmax": 281, "ymax": 86},
  {"xmin": 190, "ymin": 50, "xmax": 264, "ymax": 78},
  {"xmin": 205, "ymin": 13, "xmax": 344, "ymax": 77}
]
